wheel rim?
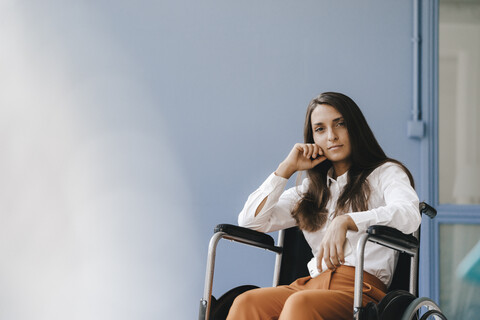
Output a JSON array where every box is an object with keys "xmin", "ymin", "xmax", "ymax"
[
  {"xmin": 419, "ymin": 310, "xmax": 448, "ymax": 320},
  {"xmin": 401, "ymin": 297, "xmax": 445, "ymax": 320}
]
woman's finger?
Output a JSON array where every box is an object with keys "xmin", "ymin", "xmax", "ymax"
[
  {"xmin": 312, "ymin": 144, "xmax": 319, "ymax": 159},
  {"xmin": 294, "ymin": 143, "xmax": 304, "ymax": 155},
  {"xmin": 323, "ymin": 246, "xmax": 335, "ymax": 270},
  {"xmin": 330, "ymin": 243, "xmax": 341, "ymax": 267},
  {"xmin": 317, "ymin": 247, "xmax": 324, "ymax": 272},
  {"xmin": 305, "ymin": 144, "xmax": 313, "ymax": 159},
  {"xmin": 317, "ymin": 145, "xmax": 324, "ymax": 157},
  {"xmin": 294, "ymin": 144, "xmax": 308, "ymax": 162},
  {"xmin": 336, "ymin": 242, "xmax": 345, "ymax": 264},
  {"xmin": 311, "ymin": 154, "xmax": 326, "ymax": 168},
  {"xmin": 302, "ymin": 144, "xmax": 309, "ymax": 158}
]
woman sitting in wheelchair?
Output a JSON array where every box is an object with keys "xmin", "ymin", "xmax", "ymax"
[{"xmin": 227, "ymin": 92, "xmax": 421, "ymax": 320}]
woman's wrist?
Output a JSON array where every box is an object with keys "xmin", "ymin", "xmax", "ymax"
[
  {"xmin": 336, "ymin": 215, "xmax": 358, "ymax": 232},
  {"xmin": 275, "ymin": 161, "xmax": 297, "ymax": 179}
]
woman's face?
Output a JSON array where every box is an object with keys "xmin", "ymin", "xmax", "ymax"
[{"xmin": 311, "ymin": 104, "xmax": 352, "ymax": 174}]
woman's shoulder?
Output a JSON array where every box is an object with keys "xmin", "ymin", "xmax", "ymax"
[
  {"xmin": 374, "ymin": 161, "xmax": 403, "ymax": 171},
  {"xmin": 368, "ymin": 161, "xmax": 410, "ymax": 181}
]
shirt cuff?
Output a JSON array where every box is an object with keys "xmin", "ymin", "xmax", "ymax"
[{"xmin": 345, "ymin": 211, "xmax": 372, "ymax": 232}]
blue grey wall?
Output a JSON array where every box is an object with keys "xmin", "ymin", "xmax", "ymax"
[{"xmin": 0, "ymin": 1, "xmax": 420, "ymax": 319}]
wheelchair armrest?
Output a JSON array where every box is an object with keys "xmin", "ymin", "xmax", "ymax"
[
  {"xmin": 367, "ymin": 225, "xmax": 419, "ymax": 251},
  {"xmin": 214, "ymin": 224, "xmax": 282, "ymax": 253}
]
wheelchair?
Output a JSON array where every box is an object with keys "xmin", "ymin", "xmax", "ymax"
[{"xmin": 199, "ymin": 202, "xmax": 447, "ymax": 320}]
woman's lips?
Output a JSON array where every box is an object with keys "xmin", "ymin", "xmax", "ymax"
[{"xmin": 328, "ymin": 145, "xmax": 343, "ymax": 150}]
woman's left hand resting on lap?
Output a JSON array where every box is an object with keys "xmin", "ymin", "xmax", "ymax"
[{"xmin": 317, "ymin": 215, "xmax": 358, "ymax": 271}]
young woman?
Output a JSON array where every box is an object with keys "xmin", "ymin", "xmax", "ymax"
[{"xmin": 227, "ymin": 92, "xmax": 421, "ymax": 320}]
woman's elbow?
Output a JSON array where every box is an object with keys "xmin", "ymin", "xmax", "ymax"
[
  {"xmin": 238, "ymin": 214, "xmax": 269, "ymax": 233},
  {"xmin": 402, "ymin": 200, "xmax": 422, "ymax": 234}
]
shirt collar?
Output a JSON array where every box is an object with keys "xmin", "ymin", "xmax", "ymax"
[{"xmin": 327, "ymin": 168, "xmax": 348, "ymax": 187}]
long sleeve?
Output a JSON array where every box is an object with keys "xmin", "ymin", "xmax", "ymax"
[
  {"xmin": 345, "ymin": 163, "xmax": 421, "ymax": 234},
  {"xmin": 238, "ymin": 172, "xmax": 303, "ymax": 233}
]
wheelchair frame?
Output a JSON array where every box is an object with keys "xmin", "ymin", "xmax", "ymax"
[{"xmin": 199, "ymin": 202, "xmax": 444, "ymax": 320}]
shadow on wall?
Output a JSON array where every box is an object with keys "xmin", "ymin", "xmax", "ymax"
[{"xmin": 0, "ymin": 1, "xmax": 200, "ymax": 319}]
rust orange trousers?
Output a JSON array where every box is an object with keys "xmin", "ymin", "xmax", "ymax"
[{"xmin": 226, "ymin": 265, "xmax": 387, "ymax": 320}]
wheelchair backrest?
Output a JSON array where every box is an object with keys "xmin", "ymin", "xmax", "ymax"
[
  {"xmin": 278, "ymin": 227, "xmax": 313, "ymax": 285},
  {"xmin": 388, "ymin": 251, "xmax": 413, "ymax": 292}
]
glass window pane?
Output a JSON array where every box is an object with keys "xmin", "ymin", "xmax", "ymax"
[
  {"xmin": 439, "ymin": 224, "xmax": 480, "ymax": 319},
  {"xmin": 439, "ymin": 0, "xmax": 480, "ymax": 204}
]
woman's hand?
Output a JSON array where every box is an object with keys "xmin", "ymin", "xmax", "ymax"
[
  {"xmin": 317, "ymin": 215, "xmax": 358, "ymax": 271},
  {"xmin": 275, "ymin": 143, "xmax": 326, "ymax": 179}
]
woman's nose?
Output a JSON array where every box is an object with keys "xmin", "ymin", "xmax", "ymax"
[{"xmin": 327, "ymin": 128, "xmax": 338, "ymax": 141}]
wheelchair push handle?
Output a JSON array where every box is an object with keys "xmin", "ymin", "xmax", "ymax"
[{"xmin": 419, "ymin": 202, "xmax": 436, "ymax": 219}]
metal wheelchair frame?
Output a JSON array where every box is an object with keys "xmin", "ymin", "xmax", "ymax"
[{"xmin": 199, "ymin": 202, "xmax": 445, "ymax": 320}]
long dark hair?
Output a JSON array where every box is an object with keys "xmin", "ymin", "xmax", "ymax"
[{"xmin": 291, "ymin": 92, "xmax": 414, "ymax": 232}]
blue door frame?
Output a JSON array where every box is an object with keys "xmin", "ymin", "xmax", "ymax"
[{"xmin": 419, "ymin": 0, "xmax": 480, "ymax": 304}]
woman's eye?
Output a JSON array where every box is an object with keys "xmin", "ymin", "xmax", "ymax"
[
  {"xmin": 336, "ymin": 122, "xmax": 345, "ymax": 127},
  {"xmin": 315, "ymin": 127, "xmax": 324, "ymax": 132}
]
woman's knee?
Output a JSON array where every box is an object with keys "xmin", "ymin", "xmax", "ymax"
[
  {"xmin": 230, "ymin": 289, "xmax": 257, "ymax": 312},
  {"xmin": 279, "ymin": 292, "xmax": 319, "ymax": 320},
  {"xmin": 282, "ymin": 291, "xmax": 316, "ymax": 311},
  {"xmin": 228, "ymin": 288, "xmax": 286, "ymax": 320},
  {"xmin": 230, "ymin": 288, "xmax": 280, "ymax": 314},
  {"xmin": 280, "ymin": 290, "xmax": 353, "ymax": 320},
  {"xmin": 282, "ymin": 291, "xmax": 315, "ymax": 314}
]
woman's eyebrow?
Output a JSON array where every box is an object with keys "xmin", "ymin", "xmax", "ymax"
[{"xmin": 312, "ymin": 117, "xmax": 344, "ymax": 126}]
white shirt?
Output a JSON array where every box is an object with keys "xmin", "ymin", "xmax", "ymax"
[{"xmin": 238, "ymin": 162, "xmax": 421, "ymax": 287}]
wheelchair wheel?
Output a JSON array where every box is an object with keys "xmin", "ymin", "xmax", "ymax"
[
  {"xmin": 400, "ymin": 297, "xmax": 446, "ymax": 320},
  {"xmin": 377, "ymin": 290, "xmax": 416, "ymax": 320},
  {"xmin": 210, "ymin": 285, "xmax": 259, "ymax": 320}
]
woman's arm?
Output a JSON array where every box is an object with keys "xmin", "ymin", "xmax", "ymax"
[
  {"xmin": 316, "ymin": 215, "xmax": 359, "ymax": 271},
  {"xmin": 345, "ymin": 162, "xmax": 421, "ymax": 235},
  {"xmin": 237, "ymin": 172, "xmax": 298, "ymax": 232},
  {"xmin": 316, "ymin": 163, "xmax": 420, "ymax": 271},
  {"xmin": 239, "ymin": 143, "xmax": 327, "ymax": 232}
]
